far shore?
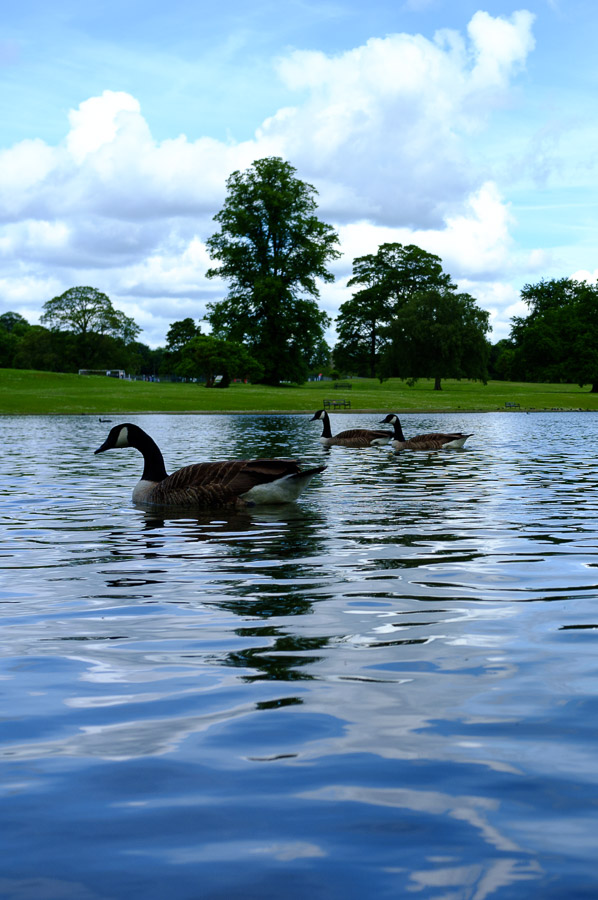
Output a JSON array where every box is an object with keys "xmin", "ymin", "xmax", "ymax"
[{"xmin": 2, "ymin": 368, "xmax": 598, "ymax": 416}]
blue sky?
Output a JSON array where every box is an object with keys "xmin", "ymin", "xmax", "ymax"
[{"xmin": 1, "ymin": 0, "xmax": 597, "ymax": 347}]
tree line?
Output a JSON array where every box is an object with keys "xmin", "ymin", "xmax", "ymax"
[{"xmin": 2, "ymin": 156, "xmax": 597, "ymax": 390}]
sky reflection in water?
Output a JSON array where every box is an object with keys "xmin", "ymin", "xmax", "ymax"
[{"xmin": 1, "ymin": 412, "xmax": 598, "ymax": 899}]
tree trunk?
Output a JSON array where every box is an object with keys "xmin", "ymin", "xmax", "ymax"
[
  {"xmin": 591, "ymin": 383, "xmax": 598, "ymax": 393},
  {"xmin": 434, "ymin": 376, "xmax": 442, "ymax": 391}
]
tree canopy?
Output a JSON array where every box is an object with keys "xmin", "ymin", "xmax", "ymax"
[
  {"xmin": 165, "ymin": 318, "xmax": 201, "ymax": 351},
  {"xmin": 381, "ymin": 289, "xmax": 491, "ymax": 390},
  {"xmin": 205, "ymin": 156, "xmax": 340, "ymax": 385},
  {"xmin": 510, "ymin": 278, "xmax": 598, "ymax": 391},
  {"xmin": 36, "ymin": 286, "xmax": 142, "ymax": 372},
  {"xmin": 176, "ymin": 334, "xmax": 263, "ymax": 387},
  {"xmin": 335, "ymin": 244, "xmax": 454, "ymax": 378},
  {"xmin": 41, "ymin": 286, "xmax": 140, "ymax": 344},
  {"xmin": 334, "ymin": 242, "xmax": 490, "ymax": 387},
  {"xmin": 160, "ymin": 318, "xmax": 202, "ymax": 374},
  {"xmin": 0, "ymin": 312, "xmax": 31, "ymax": 367}
]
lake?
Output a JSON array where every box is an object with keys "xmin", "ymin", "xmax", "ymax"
[{"xmin": 2, "ymin": 411, "xmax": 598, "ymax": 899}]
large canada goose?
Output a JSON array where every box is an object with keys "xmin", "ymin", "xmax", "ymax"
[
  {"xmin": 95, "ymin": 423, "xmax": 326, "ymax": 508},
  {"xmin": 380, "ymin": 414, "xmax": 473, "ymax": 451},
  {"xmin": 311, "ymin": 409, "xmax": 392, "ymax": 448}
]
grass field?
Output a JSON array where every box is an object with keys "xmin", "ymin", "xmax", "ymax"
[{"xmin": 1, "ymin": 368, "xmax": 598, "ymax": 415}]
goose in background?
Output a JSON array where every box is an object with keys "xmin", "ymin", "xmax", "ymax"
[
  {"xmin": 95, "ymin": 423, "xmax": 326, "ymax": 508},
  {"xmin": 311, "ymin": 409, "xmax": 392, "ymax": 448},
  {"xmin": 380, "ymin": 414, "xmax": 473, "ymax": 451}
]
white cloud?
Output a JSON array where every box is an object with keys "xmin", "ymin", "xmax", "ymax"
[
  {"xmin": 571, "ymin": 268, "xmax": 598, "ymax": 285},
  {"xmin": 66, "ymin": 91, "xmax": 143, "ymax": 163},
  {"xmin": 0, "ymin": 12, "xmax": 540, "ymax": 347},
  {"xmin": 467, "ymin": 10, "xmax": 536, "ymax": 92}
]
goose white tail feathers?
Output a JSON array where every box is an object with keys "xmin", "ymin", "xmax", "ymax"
[
  {"xmin": 95, "ymin": 423, "xmax": 325, "ymax": 508},
  {"xmin": 379, "ymin": 414, "xmax": 473, "ymax": 451},
  {"xmin": 310, "ymin": 409, "xmax": 392, "ymax": 447}
]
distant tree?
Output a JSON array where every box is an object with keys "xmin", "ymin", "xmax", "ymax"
[
  {"xmin": 165, "ymin": 318, "xmax": 201, "ymax": 351},
  {"xmin": 335, "ymin": 243, "xmax": 454, "ymax": 378},
  {"xmin": 128, "ymin": 342, "xmax": 165, "ymax": 377},
  {"xmin": 160, "ymin": 317, "xmax": 201, "ymax": 374},
  {"xmin": 39, "ymin": 286, "xmax": 141, "ymax": 371},
  {"xmin": 510, "ymin": 278, "xmax": 598, "ymax": 390},
  {"xmin": 0, "ymin": 311, "xmax": 30, "ymax": 367},
  {"xmin": 307, "ymin": 338, "xmax": 332, "ymax": 373},
  {"xmin": 334, "ymin": 289, "xmax": 387, "ymax": 378},
  {"xmin": 41, "ymin": 287, "xmax": 140, "ymax": 343},
  {"xmin": 206, "ymin": 157, "xmax": 340, "ymax": 385},
  {"xmin": 380, "ymin": 289, "xmax": 491, "ymax": 390},
  {"xmin": 488, "ymin": 339, "xmax": 516, "ymax": 381},
  {"xmin": 0, "ymin": 311, "xmax": 30, "ymax": 335},
  {"xmin": 12, "ymin": 326, "xmax": 77, "ymax": 372},
  {"xmin": 177, "ymin": 334, "xmax": 264, "ymax": 387}
]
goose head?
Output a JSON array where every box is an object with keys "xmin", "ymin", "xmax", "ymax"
[
  {"xmin": 95, "ymin": 422, "xmax": 147, "ymax": 454},
  {"xmin": 379, "ymin": 414, "xmax": 399, "ymax": 425},
  {"xmin": 310, "ymin": 409, "xmax": 327, "ymax": 421}
]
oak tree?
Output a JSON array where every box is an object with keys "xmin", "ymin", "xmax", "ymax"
[{"xmin": 206, "ymin": 157, "xmax": 339, "ymax": 385}]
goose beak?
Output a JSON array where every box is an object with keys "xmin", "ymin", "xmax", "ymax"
[{"xmin": 94, "ymin": 439, "xmax": 111, "ymax": 454}]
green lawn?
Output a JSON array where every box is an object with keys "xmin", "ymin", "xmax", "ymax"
[{"xmin": 1, "ymin": 368, "xmax": 597, "ymax": 415}]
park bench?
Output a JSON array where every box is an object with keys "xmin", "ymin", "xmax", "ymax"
[
  {"xmin": 333, "ymin": 381, "xmax": 352, "ymax": 390},
  {"xmin": 324, "ymin": 398, "xmax": 352, "ymax": 410},
  {"xmin": 505, "ymin": 401, "xmax": 520, "ymax": 408}
]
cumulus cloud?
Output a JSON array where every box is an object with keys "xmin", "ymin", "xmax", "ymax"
[
  {"xmin": 320, "ymin": 180, "xmax": 537, "ymax": 341},
  {"xmin": 0, "ymin": 11, "xmax": 540, "ymax": 347},
  {"xmin": 571, "ymin": 268, "xmax": 598, "ymax": 284}
]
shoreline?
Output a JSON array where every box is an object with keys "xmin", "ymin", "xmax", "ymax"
[{"xmin": 3, "ymin": 406, "xmax": 592, "ymax": 416}]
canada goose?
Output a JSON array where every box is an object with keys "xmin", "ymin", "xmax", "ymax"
[
  {"xmin": 311, "ymin": 409, "xmax": 392, "ymax": 447},
  {"xmin": 94, "ymin": 423, "xmax": 326, "ymax": 508},
  {"xmin": 380, "ymin": 414, "xmax": 472, "ymax": 451}
]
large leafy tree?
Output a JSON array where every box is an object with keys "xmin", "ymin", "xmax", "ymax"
[
  {"xmin": 0, "ymin": 312, "xmax": 30, "ymax": 367},
  {"xmin": 40, "ymin": 286, "xmax": 141, "ymax": 370},
  {"xmin": 205, "ymin": 157, "xmax": 340, "ymax": 385},
  {"xmin": 334, "ymin": 243, "xmax": 453, "ymax": 378},
  {"xmin": 165, "ymin": 318, "xmax": 201, "ymax": 351},
  {"xmin": 160, "ymin": 317, "xmax": 201, "ymax": 374},
  {"xmin": 177, "ymin": 334, "xmax": 263, "ymax": 387},
  {"xmin": 0, "ymin": 311, "xmax": 30, "ymax": 335},
  {"xmin": 41, "ymin": 286, "xmax": 139, "ymax": 342},
  {"xmin": 510, "ymin": 278, "xmax": 598, "ymax": 390},
  {"xmin": 488, "ymin": 339, "xmax": 516, "ymax": 381},
  {"xmin": 381, "ymin": 289, "xmax": 491, "ymax": 390}
]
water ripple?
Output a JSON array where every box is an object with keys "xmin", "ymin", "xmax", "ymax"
[{"xmin": 2, "ymin": 412, "xmax": 598, "ymax": 898}]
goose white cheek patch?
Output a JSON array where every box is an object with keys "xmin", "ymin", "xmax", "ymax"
[{"xmin": 115, "ymin": 426, "xmax": 129, "ymax": 448}]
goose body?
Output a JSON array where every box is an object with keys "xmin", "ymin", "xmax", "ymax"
[
  {"xmin": 311, "ymin": 409, "xmax": 392, "ymax": 448},
  {"xmin": 95, "ymin": 423, "xmax": 325, "ymax": 508},
  {"xmin": 380, "ymin": 414, "xmax": 473, "ymax": 451}
]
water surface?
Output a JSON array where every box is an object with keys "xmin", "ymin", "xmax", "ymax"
[{"xmin": 2, "ymin": 412, "xmax": 598, "ymax": 899}]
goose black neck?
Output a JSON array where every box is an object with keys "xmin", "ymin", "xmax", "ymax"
[
  {"xmin": 128, "ymin": 425, "xmax": 169, "ymax": 482},
  {"xmin": 393, "ymin": 418, "xmax": 406, "ymax": 441},
  {"xmin": 320, "ymin": 411, "xmax": 333, "ymax": 438}
]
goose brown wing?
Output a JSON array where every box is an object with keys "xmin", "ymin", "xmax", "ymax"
[
  {"xmin": 334, "ymin": 428, "xmax": 391, "ymax": 444},
  {"xmin": 336, "ymin": 428, "xmax": 380, "ymax": 438},
  {"xmin": 413, "ymin": 431, "xmax": 469, "ymax": 441},
  {"xmin": 405, "ymin": 432, "xmax": 471, "ymax": 450},
  {"xmin": 148, "ymin": 459, "xmax": 304, "ymax": 507},
  {"xmin": 405, "ymin": 436, "xmax": 452, "ymax": 450}
]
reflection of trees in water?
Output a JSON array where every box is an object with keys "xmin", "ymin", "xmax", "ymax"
[
  {"xmin": 223, "ymin": 413, "xmax": 316, "ymax": 461},
  {"xmin": 140, "ymin": 505, "xmax": 327, "ymax": 579},
  {"xmin": 112, "ymin": 504, "xmax": 332, "ymax": 682},
  {"xmin": 224, "ymin": 627, "xmax": 331, "ymax": 682}
]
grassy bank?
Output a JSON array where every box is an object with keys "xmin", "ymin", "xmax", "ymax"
[{"xmin": 1, "ymin": 368, "xmax": 598, "ymax": 415}]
